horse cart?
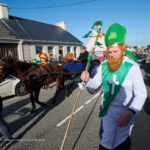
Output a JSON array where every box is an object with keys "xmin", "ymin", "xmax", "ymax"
[
  {"xmin": 59, "ymin": 59, "xmax": 101, "ymax": 96},
  {"xmin": 0, "ymin": 57, "xmax": 101, "ymax": 113}
]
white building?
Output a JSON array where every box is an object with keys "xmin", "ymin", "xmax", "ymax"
[{"xmin": 0, "ymin": 3, "xmax": 83, "ymax": 61}]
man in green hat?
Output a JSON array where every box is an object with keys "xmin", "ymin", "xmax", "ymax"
[{"xmin": 80, "ymin": 23, "xmax": 147, "ymax": 149}]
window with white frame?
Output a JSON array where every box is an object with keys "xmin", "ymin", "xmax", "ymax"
[
  {"xmin": 48, "ymin": 46, "xmax": 53, "ymax": 57},
  {"xmin": 35, "ymin": 46, "xmax": 42, "ymax": 54},
  {"xmin": 67, "ymin": 47, "xmax": 71, "ymax": 53},
  {"xmin": 74, "ymin": 47, "xmax": 77, "ymax": 58}
]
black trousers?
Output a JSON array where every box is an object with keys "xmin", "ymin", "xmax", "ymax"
[{"xmin": 99, "ymin": 137, "xmax": 131, "ymax": 150}]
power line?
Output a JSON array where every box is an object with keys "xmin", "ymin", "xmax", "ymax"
[{"xmin": 9, "ymin": 0, "xmax": 99, "ymax": 10}]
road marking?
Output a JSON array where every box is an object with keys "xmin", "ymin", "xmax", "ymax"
[
  {"xmin": 85, "ymin": 93, "xmax": 100, "ymax": 105},
  {"xmin": 56, "ymin": 116, "xmax": 71, "ymax": 127},
  {"xmin": 74, "ymin": 105, "xmax": 84, "ymax": 114},
  {"xmin": 56, "ymin": 105, "xmax": 84, "ymax": 127},
  {"xmin": 3, "ymin": 96, "xmax": 25, "ymax": 103},
  {"xmin": 56, "ymin": 92, "xmax": 101, "ymax": 127}
]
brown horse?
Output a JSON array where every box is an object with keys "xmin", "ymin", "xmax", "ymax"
[{"xmin": 0, "ymin": 56, "xmax": 65, "ymax": 113}]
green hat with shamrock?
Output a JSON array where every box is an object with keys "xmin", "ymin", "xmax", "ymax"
[{"xmin": 105, "ymin": 23, "xmax": 127, "ymax": 46}]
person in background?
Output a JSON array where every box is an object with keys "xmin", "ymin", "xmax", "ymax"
[
  {"xmin": 89, "ymin": 47, "xmax": 100, "ymax": 61},
  {"xmin": 80, "ymin": 23, "xmax": 147, "ymax": 150},
  {"xmin": 50, "ymin": 55, "xmax": 56, "ymax": 62},
  {"xmin": 63, "ymin": 53, "xmax": 74, "ymax": 62},
  {"xmin": 78, "ymin": 46, "xmax": 89, "ymax": 63},
  {"xmin": 58, "ymin": 54, "xmax": 63, "ymax": 62},
  {"xmin": 37, "ymin": 50, "xmax": 50, "ymax": 65},
  {"xmin": 146, "ymin": 51, "xmax": 150, "ymax": 63},
  {"xmin": 0, "ymin": 96, "xmax": 14, "ymax": 150}
]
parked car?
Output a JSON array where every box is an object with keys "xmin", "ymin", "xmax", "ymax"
[
  {"xmin": 136, "ymin": 54, "xmax": 146, "ymax": 63},
  {"xmin": 0, "ymin": 75, "xmax": 27, "ymax": 98}
]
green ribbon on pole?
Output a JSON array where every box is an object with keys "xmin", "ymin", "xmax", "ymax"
[
  {"xmin": 83, "ymin": 20, "xmax": 103, "ymax": 38},
  {"xmin": 87, "ymin": 55, "xmax": 93, "ymax": 69},
  {"xmin": 95, "ymin": 41, "xmax": 103, "ymax": 47},
  {"xmin": 83, "ymin": 20, "xmax": 103, "ymax": 70}
]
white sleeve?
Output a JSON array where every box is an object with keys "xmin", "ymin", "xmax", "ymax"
[
  {"xmin": 129, "ymin": 64, "xmax": 147, "ymax": 112},
  {"xmin": 86, "ymin": 65, "xmax": 102, "ymax": 89}
]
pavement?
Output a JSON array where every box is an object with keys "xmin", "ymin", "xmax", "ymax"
[
  {"xmin": 141, "ymin": 63, "xmax": 150, "ymax": 114},
  {"xmin": 1, "ymin": 63, "xmax": 150, "ymax": 150},
  {"xmin": 130, "ymin": 63, "xmax": 150, "ymax": 150}
]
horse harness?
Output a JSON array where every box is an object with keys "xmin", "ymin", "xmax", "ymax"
[{"xmin": 19, "ymin": 65, "xmax": 48, "ymax": 81}]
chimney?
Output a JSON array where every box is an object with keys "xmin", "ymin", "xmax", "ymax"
[
  {"xmin": 0, "ymin": 3, "xmax": 8, "ymax": 19},
  {"xmin": 56, "ymin": 21, "xmax": 67, "ymax": 30}
]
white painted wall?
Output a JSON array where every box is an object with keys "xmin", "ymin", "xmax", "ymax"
[{"xmin": 20, "ymin": 44, "xmax": 82, "ymax": 61}]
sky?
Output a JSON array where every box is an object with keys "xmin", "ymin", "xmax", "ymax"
[{"xmin": 1, "ymin": 0, "xmax": 150, "ymax": 47}]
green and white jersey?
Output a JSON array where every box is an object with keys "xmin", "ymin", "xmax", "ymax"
[{"xmin": 86, "ymin": 56, "xmax": 147, "ymax": 114}]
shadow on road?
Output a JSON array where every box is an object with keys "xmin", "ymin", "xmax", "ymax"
[
  {"xmin": 2, "ymin": 77, "xmax": 80, "ymax": 142},
  {"xmin": 72, "ymin": 92, "xmax": 102, "ymax": 149},
  {"xmin": 2, "ymin": 88, "xmax": 67, "ymax": 140}
]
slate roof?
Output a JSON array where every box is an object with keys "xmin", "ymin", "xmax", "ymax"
[{"xmin": 0, "ymin": 15, "xmax": 82, "ymax": 45}]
